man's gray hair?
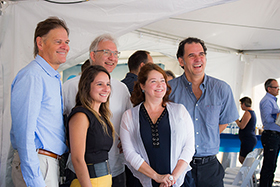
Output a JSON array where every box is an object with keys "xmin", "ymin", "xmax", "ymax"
[{"xmin": 89, "ymin": 34, "xmax": 118, "ymax": 64}]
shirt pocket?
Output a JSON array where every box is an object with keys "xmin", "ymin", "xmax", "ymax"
[{"xmin": 205, "ymin": 104, "xmax": 221, "ymax": 126}]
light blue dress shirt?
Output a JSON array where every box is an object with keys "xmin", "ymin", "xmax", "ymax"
[
  {"xmin": 260, "ymin": 92, "xmax": 280, "ymax": 132},
  {"xmin": 169, "ymin": 74, "xmax": 239, "ymax": 157},
  {"xmin": 10, "ymin": 55, "xmax": 68, "ymax": 187}
]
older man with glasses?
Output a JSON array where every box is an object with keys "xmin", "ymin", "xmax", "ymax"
[
  {"xmin": 63, "ymin": 34, "xmax": 131, "ymax": 187},
  {"xmin": 259, "ymin": 78, "xmax": 280, "ymax": 187}
]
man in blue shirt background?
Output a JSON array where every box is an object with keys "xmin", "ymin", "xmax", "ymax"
[
  {"xmin": 10, "ymin": 17, "xmax": 69, "ymax": 187},
  {"xmin": 169, "ymin": 37, "xmax": 239, "ymax": 187},
  {"xmin": 121, "ymin": 50, "xmax": 153, "ymax": 94},
  {"xmin": 259, "ymin": 78, "xmax": 280, "ymax": 187}
]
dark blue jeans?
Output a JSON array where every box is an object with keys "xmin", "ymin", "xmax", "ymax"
[{"xmin": 260, "ymin": 130, "xmax": 280, "ymax": 187}]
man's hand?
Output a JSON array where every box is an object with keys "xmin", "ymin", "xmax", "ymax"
[{"xmin": 117, "ymin": 137, "xmax": 123, "ymax": 153}]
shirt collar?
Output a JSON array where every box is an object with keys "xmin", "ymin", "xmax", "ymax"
[
  {"xmin": 181, "ymin": 73, "xmax": 207, "ymax": 89},
  {"xmin": 126, "ymin": 72, "xmax": 138, "ymax": 79},
  {"xmin": 266, "ymin": 92, "xmax": 278, "ymax": 102},
  {"xmin": 35, "ymin": 55, "xmax": 61, "ymax": 79}
]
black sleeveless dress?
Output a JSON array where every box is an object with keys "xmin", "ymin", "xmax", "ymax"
[
  {"xmin": 238, "ymin": 110, "xmax": 257, "ymax": 157},
  {"xmin": 67, "ymin": 106, "xmax": 113, "ymax": 164}
]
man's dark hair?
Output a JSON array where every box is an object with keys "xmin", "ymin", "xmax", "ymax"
[
  {"xmin": 165, "ymin": 70, "xmax": 175, "ymax": 79},
  {"xmin": 176, "ymin": 37, "xmax": 207, "ymax": 59},
  {"xmin": 81, "ymin": 59, "xmax": 90, "ymax": 72},
  {"xmin": 239, "ymin": 97, "xmax": 252, "ymax": 107},
  {"xmin": 265, "ymin": 78, "xmax": 277, "ymax": 92},
  {"xmin": 128, "ymin": 50, "xmax": 150, "ymax": 72},
  {"xmin": 34, "ymin": 17, "xmax": 69, "ymax": 57}
]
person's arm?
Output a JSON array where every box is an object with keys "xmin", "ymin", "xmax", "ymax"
[
  {"xmin": 235, "ymin": 111, "xmax": 251, "ymax": 129},
  {"xmin": 138, "ymin": 161, "xmax": 174, "ymax": 186},
  {"xmin": 169, "ymin": 105, "xmax": 194, "ymax": 185},
  {"xmin": 69, "ymin": 112, "xmax": 92, "ymax": 187},
  {"xmin": 170, "ymin": 159, "xmax": 188, "ymax": 185},
  {"xmin": 10, "ymin": 73, "xmax": 46, "ymax": 187},
  {"xmin": 260, "ymin": 99, "xmax": 276, "ymax": 125},
  {"xmin": 219, "ymin": 124, "xmax": 228, "ymax": 133}
]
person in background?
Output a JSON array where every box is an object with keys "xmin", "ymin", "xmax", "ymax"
[
  {"xmin": 235, "ymin": 96, "xmax": 257, "ymax": 164},
  {"xmin": 165, "ymin": 70, "xmax": 175, "ymax": 81},
  {"xmin": 64, "ymin": 34, "xmax": 131, "ymax": 187},
  {"xmin": 10, "ymin": 17, "xmax": 69, "ymax": 187},
  {"xmin": 168, "ymin": 37, "xmax": 239, "ymax": 187},
  {"xmin": 63, "ymin": 59, "xmax": 91, "ymax": 116},
  {"xmin": 68, "ymin": 65, "xmax": 114, "ymax": 187},
  {"xmin": 259, "ymin": 79, "xmax": 280, "ymax": 187},
  {"xmin": 120, "ymin": 63, "xmax": 195, "ymax": 187},
  {"xmin": 122, "ymin": 50, "xmax": 153, "ymax": 94}
]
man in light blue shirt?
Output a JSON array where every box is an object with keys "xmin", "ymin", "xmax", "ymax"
[
  {"xmin": 259, "ymin": 79, "xmax": 280, "ymax": 187},
  {"xmin": 169, "ymin": 37, "xmax": 239, "ymax": 187},
  {"xmin": 10, "ymin": 17, "xmax": 69, "ymax": 187}
]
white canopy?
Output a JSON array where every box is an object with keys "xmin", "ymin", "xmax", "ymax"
[{"xmin": 1, "ymin": 0, "xmax": 280, "ymax": 186}]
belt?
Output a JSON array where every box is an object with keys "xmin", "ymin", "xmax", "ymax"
[
  {"xmin": 192, "ymin": 155, "xmax": 216, "ymax": 165},
  {"xmin": 86, "ymin": 160, "xmax": 110, "ymax": 178},
  {"xmin": 38, "ymin": 149, "xmax": 61, "ymax": 160},
  {"xmin": 264, "ymin": 130, "xmax": 280, "ymax": 136}
]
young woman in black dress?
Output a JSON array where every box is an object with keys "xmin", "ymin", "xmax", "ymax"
[{"xmin": 68, "ymin": 65, "xmax": 115, "ymax": 187}]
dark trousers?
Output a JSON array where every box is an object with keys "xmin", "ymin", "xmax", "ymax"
[
  {"xmin": 125, "ymin": 166, "xmax": 142, "ymax": 187},
  {"xmin": 181, "ymin": 171, "xmax": 196, "ymax": 187},
  {"xmin": 190, "ymin": 156, "xmax": 224, "ymax": 187},
  {"xmin": 260, "ymin": 130, "xmax": 280, "ymax": 187},
  {"xmin": 112, "ymin": 172, "xmax": 126, "ymax": 187}
]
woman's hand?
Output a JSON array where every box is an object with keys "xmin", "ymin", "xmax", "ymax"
[{"xmin": 155, "ymin": 174, "xmax": 175, "ymax": 187}]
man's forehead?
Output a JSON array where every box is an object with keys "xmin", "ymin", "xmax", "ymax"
[
  {"xmin": 271, "ymin": 80, "xmax": 279, "ymax": 85},
  {"xmin": 97, "ymin": 40, "xmax": 117, "ymax": 50},
  {"xmin": 184, "ymin": 43, "xmax": 203, "ymax": 52}
]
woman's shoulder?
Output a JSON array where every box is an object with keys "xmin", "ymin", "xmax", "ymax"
[
  {"xmin": 69, "ymin": 106, "xmax": 97, "ymax": 122},
  {"xmin": 70, "ymin": 106, "xmax": 91, "ymax": 115},
  {"xmin": 167, "ymin": 102, "xmax": 186, "ymax": 110}
]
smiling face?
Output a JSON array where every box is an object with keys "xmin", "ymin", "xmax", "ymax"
[
  {"xmin": 90, "ymin": 40, "xmax": 118, "ymax": 73},
  {"xmin": 178, "ymin": 42, "xmax": 206, "ymax": 81},
  {"xmin": 37, "ymin": 27, "xmax": 70, "ymax": 70},
  {"xmin": 90, "ymin": 71, "xmax": 111, "ymax": 111},
  {"xmin": 140, "ymin": 70, "xmax": 167, "ymax": 101}
]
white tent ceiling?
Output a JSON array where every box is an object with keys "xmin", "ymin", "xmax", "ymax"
[
  {"xmin": 0, "ymin": 0, "xmax": 280, "ymax": 186},
  {"xmin": 142, "ymin": 0, "xmax": 280, "ymax": 52}
]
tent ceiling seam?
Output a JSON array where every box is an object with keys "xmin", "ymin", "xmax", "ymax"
[
  {"xmin": 169, "ymin": 18, "xmax": 280, "ymax": 32},
  {"xmin": 134, "ymin": 28, "xmax": 238, "ymax": 53}
]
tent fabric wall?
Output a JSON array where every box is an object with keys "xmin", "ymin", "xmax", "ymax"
[{"xmin": 0, "ymin": 0, "xmax": 237, "ymax": 186}]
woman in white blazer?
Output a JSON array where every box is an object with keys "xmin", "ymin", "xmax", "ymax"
[{"xmin": 120, "ymin": 63, "xmax": 195, "ymax": 187}]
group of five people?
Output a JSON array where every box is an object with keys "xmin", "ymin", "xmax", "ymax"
[{"xmin": 9, "ymin": 16, "xmax": 280, "ymax": 187}]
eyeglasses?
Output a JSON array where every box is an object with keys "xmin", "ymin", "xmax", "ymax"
[
  {"xmin": 270, "ymin": 86, "xmax": 279, "ymax": 89},
  {"xmin": 94, "ymin": 49, "xmax": 120, "ymax": 58}
]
